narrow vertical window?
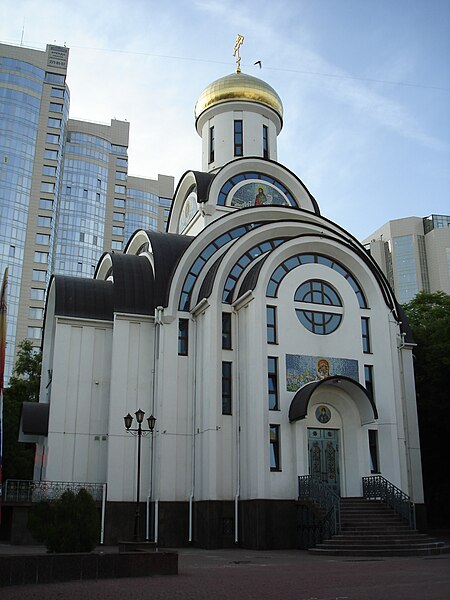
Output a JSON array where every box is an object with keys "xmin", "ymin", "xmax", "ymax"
[
  {"xmin": 266, "ymin": 305, "xmax": 277, "ymax": 344},
  {"xmin": 268, "ymin": 356, "xmax": 279, "ymax": 410},
  {"xmin": 269, "ymin": 424, "xmax": 281, "ymax": 471},
  {"xmin": 364, "ymin": 364, "xmax": 375, "ymax": 401},
  {"xmin": 222, "ymin": 361, "xmax": 232, "ymax": 415},
  {"xmin": 209, "ymin": 125, "xmax": 215, "ymax": 163},
  {"xmin": 178, "ymin": 318, "xmax": 189, "ymax": 355},
  {"xmin": 361, "ymin": 317, "xmax": 371, "ymax": 353},
  {"xmin": 369, "ymin": 430, "xmax": 379, "ymax": 473},
  {"xmin": 262, "ymin": 124, "xmax": 269, "ymax": 159},
  {"xmin": 222, "ymin": 312, "xmax": 232, "ymax": 349},
  {"xmin": 234, "ymin": 119, "xmax": 243, "ymax": 156}
]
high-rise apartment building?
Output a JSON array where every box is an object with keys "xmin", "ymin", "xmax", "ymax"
[
  {"xmin": 0, "ymin": 41, "xmax": 173, "ymax": 381},
  {"xmin": 362, "ymin": 215, "xmax": 450, "ymax": 304}
]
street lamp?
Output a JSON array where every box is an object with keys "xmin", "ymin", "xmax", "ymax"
[{"xmin": 123, "ymin": 409, "xmax": 156, "ymax": 541}]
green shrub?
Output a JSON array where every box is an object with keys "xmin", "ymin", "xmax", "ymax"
[{"xmin": 28, "ymin": 488, "xmax": 100, "ymax": 552}]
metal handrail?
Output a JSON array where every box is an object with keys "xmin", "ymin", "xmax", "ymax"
[
  {"xmin": 298, "ymin": 475, "xmax": 341, "ymax": 535},
  {"xmin": 3, "ymin": 479, "xmax": 105, "ymax": 503},
  {"xmin": 362, "ymin": 475, "xmax": 416, "ymax": 529}
]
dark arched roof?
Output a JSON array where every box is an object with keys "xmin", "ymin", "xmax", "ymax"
[
  {"xmin": 144, "ymin": 231, "xmax": 194, "ymax": 307},
  {"xmin": 191, "ymin": 171, "xmax": 216, "ymax": 203},
  {"xmin": 110, "ymin": 253, "xmax": 155, "ymax": 315},
  {"xmin": 54, "ymin": 276, "xmax": 113, "ymax": 320},
  {"xmin": 289, "ymin": 375, "xmax": 378, "ymax": 425}
]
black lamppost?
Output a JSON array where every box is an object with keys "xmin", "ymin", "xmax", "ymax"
[{"xmin": 123, "ymin": 409, "xmax": 156, "ymax": 541}]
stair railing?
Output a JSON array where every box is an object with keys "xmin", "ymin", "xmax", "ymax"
[
  {"xmin": 298, "ymin": 475, "xmax": 341, "ymax": 536},
  {"xmin": 362, "ymin": 475, "xmax": 416, "ymax": 529}
]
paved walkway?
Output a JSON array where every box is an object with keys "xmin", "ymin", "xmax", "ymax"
[{"xmin": 1, "ymin": 545, "xmax": 449, "ymax": 599}]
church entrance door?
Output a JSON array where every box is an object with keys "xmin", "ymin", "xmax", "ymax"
[{"xmin": 308, "ymin": 428, "xmax": 340, "ymax": 495}]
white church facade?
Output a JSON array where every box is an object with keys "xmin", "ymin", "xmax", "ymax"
[{"xmin": 25, "ymin": 63, "xmax": 425, "ymax": 548}]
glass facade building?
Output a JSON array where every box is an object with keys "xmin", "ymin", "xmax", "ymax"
[
  {"xmin": 363, "ymin": 215, "xmax": 450, "ymax": 304},
  {"xmin": 0, "ymin": 41, "xmax": 173, "ymax": 382}
]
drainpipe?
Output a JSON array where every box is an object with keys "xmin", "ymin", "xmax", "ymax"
[
  {"xmin": 147, "ymin": 306, "xmax": 163, "ymax": 542},
  {"xmin": 189, "ymin": 314, "xmax": 197, "ymax": 543},
  {"xmin": 100, "ymin": 483, "xmax": 107, "ymax": 545},
  {"xmin": 234, "ymin": 308, "xmax": 240, "ymax": 545}
]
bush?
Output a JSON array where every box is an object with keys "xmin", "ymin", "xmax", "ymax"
[{"xmin": 28, "ymin": 488, "xmax": 100, "ymax": 552}]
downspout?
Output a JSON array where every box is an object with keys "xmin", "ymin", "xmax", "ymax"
[
  {"xmin": 100, "ymin": 483, "xmax": 107, "ymax": 545},
  {"xmin": 147, "ymin": 306, "xmax": 162, "ymax": 542},
  {"xmin": 234, "ymin": 308, "xmax": 240, "ymax": 545},
  {"xmin": 189, "ymin": 313, "xmax": 197, "ymax": 543}
]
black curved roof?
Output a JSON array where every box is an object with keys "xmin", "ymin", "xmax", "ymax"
[
  {"xmin": 54, "ymin": 276, "xmax": 113, "ymax": 320},
  {"xmin": 111, "ymin": 253, "xmax": 155, "ymax": 315},
  {"xmin": 192, "ymin": 171, "xmax": 215, "ymax": 203},
  {"xmin": 288, "ymin": 376, "xmax": 378, "ymax": 424},
  {"xmin": 145, "ymin": 231, "xmax": 194, "ymax": 307}
]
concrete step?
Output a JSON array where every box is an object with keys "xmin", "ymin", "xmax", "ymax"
[{"xmin": 309, "ymin": 545, "xmax": 450, "ymax": 557}]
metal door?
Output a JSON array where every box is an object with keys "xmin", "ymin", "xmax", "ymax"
[{"xmin": 308, "ymin": 428, "xmax": 340, "ymax": 495}]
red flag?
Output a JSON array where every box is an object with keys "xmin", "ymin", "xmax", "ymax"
[{"xmin": 0, "ymin": 266, "xmax": 8, "ymax": 521}]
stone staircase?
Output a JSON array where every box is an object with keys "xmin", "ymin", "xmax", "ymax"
[{"xmin": 309, "ymin": 497, "xmax": 449, "ymax": 557}]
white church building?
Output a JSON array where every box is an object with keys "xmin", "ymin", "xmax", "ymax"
[{"xmin": 25, "ymin": 62, "xmax": 425, "ymax": 548}]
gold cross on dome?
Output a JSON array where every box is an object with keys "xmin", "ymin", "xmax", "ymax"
[{"xmin": 233, "ymin": 34, "xmax": 245, "ymax": 73}]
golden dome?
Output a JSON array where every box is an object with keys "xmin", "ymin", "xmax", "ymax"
[{"xmin": 195, "ymin": 72, "xmax": 283, "ymax": 121}]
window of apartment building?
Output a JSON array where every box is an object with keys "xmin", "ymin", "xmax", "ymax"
[
  {"xmin": 39, "ymin": 198, "xmax": 53, "ymax": 210},
  {"xmin": 96, "ymin": 192, "xmax": 101, "ymax": 202},
  {"xmin": 83, "ymin": 189, "xmax": 88, "ymax": 199},
  {"xmin": 30, "ymin": 288, "xmax": 45, "ymax": 301},
  {"xmin": 42, "ymin": 165, "xmax": 56, "ymax": 177},
  {"xmin": 34, "ymin": 251, "xmax": 48, "ymax": 264},
  {"xmin": 37, "ymin": 216, "xmax": 52, "ymax": 228},
  {"xmin": 234, "ymin": 120, "xmax": 243, "ymax": 156},
  {"xmin": 97, "ymin": 178, "xmax": 102, "ymax": 188},
  {"xmin": 44, "ymin": 149, "xmax": 58, "ymax": 160},
  {"xmin": 47, "ymin": 117, "xmax": 61, "ymax": 129},
  {"xmin": 222, "ymin": 361, "xmax": 232, "ymax": 415},
  {"xmin": 36, "ymin": 233, "xmax": 50, "ymax": 245},
  {"xmin": 269, "ymin": 424, "xmax": 281, "ymax": 471},
  {"xmin": 112, "ymin": 226, "xmax": 124, "ymax": 236},
  {"xmin": 209, "ymin": 126, "xmax": 215, "ymax": 163},
  {"xmin": 32, "ymin": 269, "xmax": 47, "ymax": 282},
  {"xmin": 113, "ymin": 212, "xmax": 125, "ymax": 222},
  {"xmin": 178, "ymin": 318, "xmax": 189, "ymax": 355},
  {"xmin": 114, "ymin": 198, "xmax": 126, "ymax": 208},
  {"xmin": 49, "ymin": 102, "xmax": 63, "ymax": 113},
  {"xmin": 27, "ymin": 327, "xmax": 42, "ymax": 340},
  {"xmin": 222, "ymin": 312, "xmax": 232, "ymax": 349},
  {"xmin": 361, "ymin": 317, "xmax": 371, "ymax": 353},
  {"xmin": 51, "ymin": 87, "xmax": 64, "ymax": 98},
  {"xmin": 263, "ymin": 124, "xmax": 269, "ymax": 159},
  {"xmin": 66, "ymin": 186, "xmax": 71, "ymax": 195},
  {"xmin": 46, "ymin": 133, "xmax": 60, "ymax": 144},
  {"xmin": 115, "ymin": 184, "xmax": 126, "ymax": 194},
  {"xmin": 9, "ymin": 245, "xmax": 15, "ymax": 257},
  {"xmin": 115, "ymin": 171, "xmax": 127, "ymax": 181},
  {"xmin": 45, "ymin": 72, "xmax": 65, "ymax": 85},
  {"xmin": 111, "ymin": 240, "xmax": 122, "ymax": 251},
  {"xmin": 268, "ymin": 356, "xmax": 279, "ymax": 410},
  {"xmin": 29, "ymin": 307, "xmax": 44, "ymax": 320},
  {"xmin": 40, "ymin": 182, "xmax": 55, "ymax": 193},
  {"xmin": 266, "ymin": 305, "xmax": 277, "ymax": 344},
  {"xmin": 79, "ymin": 232, "xmax": 85, "ymax": 242},
  {"xmin": 116, "ymin": 158, "xmax": 128, "ymax": 167}
]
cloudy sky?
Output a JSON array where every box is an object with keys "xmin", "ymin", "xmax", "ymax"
[{"xmin": 1, "ymin": 0, "xmax": 449, "ymax": 239}]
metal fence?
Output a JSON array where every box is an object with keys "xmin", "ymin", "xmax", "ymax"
[
  {"xmin": 3, "ymin": 479, "xmax": 105, "ymax": 504},
  {"xmin": 362, "ymin": 475, "xmax": 416, "ymax": 529}
]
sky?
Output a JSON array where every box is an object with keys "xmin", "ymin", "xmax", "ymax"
[{"xmin": 1, "ymin": 0, "xmax": 449, "ymax": 240}]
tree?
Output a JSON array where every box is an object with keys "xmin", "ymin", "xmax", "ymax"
[
  {"xmin": 28, "ymin": 489, "xmax": 100, "ymax": 552},
  {"xmin": 403, "ymin": 291, "xmax": 450, "ymax": 527},
  {"xmin": 2, "ymin": 340, "xmax": 42, "ymax": 481}
]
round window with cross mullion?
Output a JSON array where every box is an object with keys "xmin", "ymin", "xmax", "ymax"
[{"xmin": 295, "ymin": 280, "xmax": 343, "ymax": 335}]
